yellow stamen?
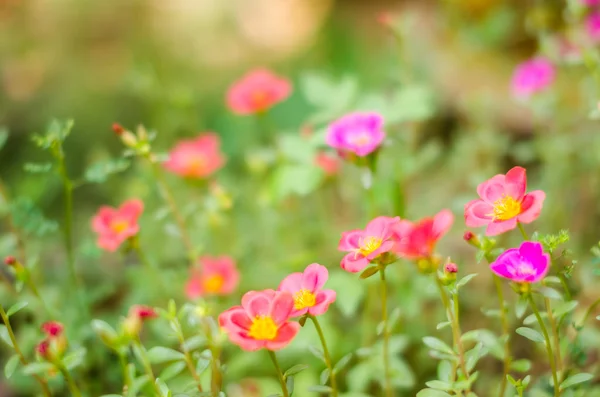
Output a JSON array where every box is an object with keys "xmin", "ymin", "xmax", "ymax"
[
  {"xmin": 349, "ymin": 133, "xmax": 370, "ymax": 146},
  {"xmin": 357, "ymin": 236, "xmax": 383, "ymax": 257},
  {"xmin": 203, "ymin": 274, "xmax": 224, "ymax": 293},
  {"xmin": 488, "ymin": 195, "xmax": 521, "ymax": 221},
  {"xmin": 111, "ymin": 220, "xmax": 129, "ymax": 233},
  {"xmin": 185, "ymin": 157, "xmax": 205, "ymax": 174},
  {"xmin": 248, "ymin": 315, "xmax": 278, "ymax": 340},
  {"xmin": 293, "ymin": 289, "xmax": 316, "ymax": 310}
]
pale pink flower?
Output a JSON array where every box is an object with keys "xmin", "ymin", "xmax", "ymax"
[
  {"xmin": 163, "ymin": 133, "xmax": 226, "ymax": 179},
  {"xmin": 315, "ymin": 152, "xmax": 340, "ymax": 176},
  {"xmin": 326, "ymin": 112, "xmax": 385, "ymax": 157},
  {"xmin": 490, "ymin": 241, "xmax": 549, "ymax": 283},
  {"xmin": 278, "ymin": 263, "xmax": 336, "ymax": 317},
  {"xmin": 338, "ymin": 216, "xmax": 400, "ymax": 273},
  {"xmin": 464, "ymin": 167, "xmax": 545, "ymax": 236},
  {"xmin": 511, "ymin": 58, "xmax": 555, "ymax": 99},
  {"xmin": 186, "ymin": 256, "xmax": 240, "ymax": 299},
  {"xmin": 226, "ymin": 69, "xmax": 292, "ymax": 115},
  {"xmin": 91, "ymin": 199, "xmax": 144, "ymax": 252},
  {"xmin": 394, "ymin": 209, "xmax": 454, "ymax": 260},
  {"xmin": 218, "ymin": 290, "xmax": 300, "ymax": 351}
]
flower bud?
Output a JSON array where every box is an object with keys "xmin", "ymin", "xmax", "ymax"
[
  {"xmin": 4, "ymin": 256, "xmax": 16, "ymax": 266},
  {"xmin": 463, "ymin": 231, "xmax": 481, "ymax": 248},
  {"xmin": 112, "ymin": 123, "xmax": 125, "ymax": 135},
  {"xmin": 441, "ymin": 262, "xmax": 458, "ymax": 285},
  {"xmin": 36, "ymin": 340, "xmax": 50, "ymax": 359},
  {"xmin": 122, "ymin": 315, "xmax": 142, "ymax": 339},
  {"xmin": 41, "ymin": 321, "xmax": 64, "ymax": 338},
  {"xmin": 120, "ymin": 131, "xmax": 139, "ymax": 148},
  {"xmin": 416, "ymin": 256, "xmax": 439, "ymax": 274}
]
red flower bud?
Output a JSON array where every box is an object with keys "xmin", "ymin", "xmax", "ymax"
[
  {"xmin": 4, "ymin": 256, "xmax": 16, "ymax": 266},
  {"xmin": 41, "ymin": 321, "xmax": 64, "ymax": 338},
  {"xmin": 36, "ymin": 340, "xmax": 50, "ymax": 358},
  {"xmin": 444, "ymin": 262, "xmax": 458, "ymax": 274},
  {"xmin": 463, "ymin": 231, "xmax": 474, "ymax": 241},
  {"xmin": 112, "ymin": 123, "xmax": 125, "ymax": 135},
  {"xmin": 130, "ymin": 305, "xmax": 157, "ymax": 320}
]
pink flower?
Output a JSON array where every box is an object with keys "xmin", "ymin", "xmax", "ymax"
[
  {"xmin": 315, "ymin": 152, "xmax": 340, "ymax": 176},
  {"xmin": 218, "ymin": 290, "xmax": 300, "ymax": 351},
  {"xmin": 278, "ymin": 263, "xmax": 336, "ymax": 317},
  {"xmin": 394, "ymin": 209, "xmax": 454, "ymax": 260},
  {"xmin": 511, "ymin": 58, "xmax": 555, "ymax": 99},
  {"xmin": 490, "ymin": 241, "xmax": 550, "ymax": 283},
  {"xmin": 338, "ymin": 216, "xmax": 400, "ymax": 273},
  {"xmin": 163, "ymin": 133, "xmax": 226, "ymax": 179},
  {"xmin": 130, "ymin": 305, "xmax": 158, "ymax": 320},
  {"xmin": 36, "ymin": 340, "xmax": 50, "ymax": 358},
  {"xmin": 326, "ymin": 112, "xmax": 385, "ymax": 157},
  {"xmin": 41, "ymin": 321, "xmax": 64, "ymax": 338},
  {"xmin": 226, "ymin": 69, "xmax": 292, "ymax": 115},
  {"xmin": 586, "ymin": 12, "xmax": 600, "ymax": 42},
  {"xmin": 186, "ymin": 256, "xmax": 240, "ymax": 299},
  {"xmin": 91, "ymin": 199, "xmax": 144, "ymax": 252},
  {"xmin": 464, "ymin": 166, "xmax": 545, "ymax": 236},
  {"xmin": 582, "ymin": 0, "xmax": 600, "ymax": 6}
]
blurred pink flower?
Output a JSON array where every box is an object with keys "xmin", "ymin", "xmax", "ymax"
[
  {"xmin": 219, "ymin": 290, "xmax": 300, "ymax": 351},
  {"xmin": 586, "ymin": 12, "xmax": 600, "ymax": 42},
  {"xmin": 41, "ymin": 321, "xmax": 64, "ymax": 338},
  {"xmin": 163, "ymin": 133, "xmax": 226, "ymax": 178},
  {"xmin": 186, "ymin": 256, "xmax": 240, "ymax": 299},
  {"xmin": 582, "ymin": 0, "xmax": 600, "ymax": 6},
  {"xmin": 226, "ymin": 69, "xmax": 292, "ymax": 115},
  {"xmin": 130, "ymin": 305, "xmax": 158, "ymax": 320},
  {"xmin": 490, "ymin": 241, "xmax": 549, "ymax": 283},
  {"xmin": 464, "ymin": 166, "xmax": 545, "ymax": 236},
  {"xmin": 278, "ymin": 263, "xmax": 336, "ymax": 317},
  {"xmin": 315, "ymin": 152, "xmax": 340, "ymax": 176},
  {"xmin": 394, "ymin": 209, "xmax": 454, "ymax": 260},
  {"xmin": 326, "ymin": 112, "xmax": 385, "ymax": 157},
  {"xmin": 511, "ymin": 58, "xmax": 555, "ymax": 99},
  {"xmin": 91, "ymin": 199, "xmax": 144, "ymax": 252},
  {"xmin": 338, "ymin": 216, "xmax": 400, "ymax": 273}
]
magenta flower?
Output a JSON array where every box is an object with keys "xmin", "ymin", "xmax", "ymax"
[
  {"xmin": 326, "ymin": 112, "xmax": 385, "ymax": 157},
  {"xmin": 278, "ymin": 263, "xmax": 336, "ymax": 317},
  {"xmin": 464, "ymin": 166, "xmax": 545, "ymax": 236},
  {"xmin": 511, "ymin": 58, "xmax": 555, "ymax": 99},
  {"xmin": 586, "ymin": 12, "xmax": 600, "ymax": 42},
  {"xmin": 582, "ymin": 0, "xmax": 600, "ymax": 6},
  {"xmin": 338, "ymin": 216, "xmax": 400, "ymax": 273},
  {"xmin": 91, "ymin": 199, "xmax": 144, "ymax": 252},
  {"xmin": 490, "ymin": 241, "xmax": 550, "ymax": 283},
  {"xmin": 218, "ymin": 290, "xmax": 300, "ymax": 351}
]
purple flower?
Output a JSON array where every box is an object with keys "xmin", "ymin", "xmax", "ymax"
[
  {"xmin": 510, "ymin": 58, "xmax": 555, "ymax": 99},
  {"xmin": 325, "ymin": 112, "xmax": 385, "ymax": 157},
  {"xmin": 490, "ymin": 241, "xmax": 550, "ymax": 283}
]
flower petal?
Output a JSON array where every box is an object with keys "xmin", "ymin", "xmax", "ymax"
[
  {"xmin": 269, "ymin": 292, "xmax": 294, "ymax": 326},
  {"xmin": 341, "ymin": 253, "xmax": 369, "ymax": 273},
  {"xmin": 517, "ymin": 190, "xmax": 546, "ymax": 224},
  {"xmin": 309, "ymin": 290, "xmax": 336, "ymax": 316},
  {"xmin": 265, "ymin": 322, "xmax": 301, "ymax": 351},
  {"xmin": 485, "ymin": 218, "xmax": 518, "ymax": 236},
  {"xmin": 228, "ymin": 331, "xmax": 266, "ymax": 351},
  {"xmin": 241, "ymin": 290, "xmax": 272, "ymax": 318},
  {"xmin": 338, "ymin": 230, "xmax": 362, "ymax": 251},
  {"xmin": 278, "ymin": 273, "xmax": 303, "ymax": 293},
  {"xmin": 504, "ymin": 166, "xmax": 527, "ymax": 200},
  {"xmin": 489, "ymin": 249, "xmax": 521, "ymax": 280},
  {"xmin": 301, "ymin": 263, "xmax": 328, "ymax": 292},
  {"xmin": 464, "ymin": 200, "xmax": 493, "ymax": 227},
  {"xmin": 476, "ymin": 174, "xmax": 505, "ymax": 203},
  {"xmin": 432, "ymin": 209, "xmax": 454, "ymax": 239}
]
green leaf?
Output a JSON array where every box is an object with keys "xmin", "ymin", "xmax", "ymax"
[
  {"xmin": 424, "ymin": 380, "xmax": 453, "ymax": 391},
  {"xmin": 278, "ymin": 134, "xmax": 315, "ymax": 164},
  {"xmin": 422, "ymin": 336, "xmax": 455, "ymax": 355},
  {"xmin": 4, "ymin": 354, "xmax": 19, "ymax": 378},
  {"xmin": 416, "ymin": 389, "xmax": 452, "ymax": 397},
  {"xmin": 63, "ymin": 348, "xmax": 87, "ymax": 370},
  {"xmin": 320, "ymin": 368, "xmax": 330, "ymax": 385},
  {"xmin": 560, "ymin": 373, "xmax": 594, "ymax": 390},
  {"xmin": 10, "ymin": 198, "xmax": 58, "ymax": 237},
  {"xmin": 510, "ymin": 359, "xmax": 532, "ymax": 372},
  {"xmin": 307, "ymin": 385, "xmax": 333, "ymax": 393},
  {"xmin": 129, "ymin": 374, "xmax": 149, "ymax": 396},
  {"xmin": 155, "ymin": 377, "xmax": 171, "ymax": 397},
  {"xmin": 159, "ymin": 361, "xmax": 187, "ymax": 382},
  {"xmin": 270, "ymin": 164, "xmax": 324, "ymax": 200},
  {"xmin": 436, "ymin": 321, "xmax": 451, "ymax": 330},
  {"xmin": 195, "ymin": 350, "xmax": 211, "ymax": 374},
  {"xmin": 537, "ymin": 287, "xmax": 563, "ymax": 301},
  {"xmin": 516, "ymin": 327, "xmax": 545, "ymax": 343},
  {"xmin": 308, "ymin": 345, "xmax": 326, "ymax": 363},
  {"xmin": 0, "ymin": 325, "xmax": 13, "ymax": 347},
  {"xmin": 465, "ymin": 343, "xmax": 487, "ymax": 372},
  {"xmin": 553, "ymin": 301, "xmax": 578, "ymax": 318},
  {"xmin": 182, "ymin": 335, "xmax": 205, "ymax": 351},
  {"xmin": 515, "ymin": 295, "xmax": 528, "ymax": 319},
  {"xmin": 92, "ymin": 319, "xmax": 118, "ymax": 346},
  {"xmin": 360, "ymin": 266, "xmax": 379, "ymax": 279},
  {"xmin": 284, "ymin": 364, "xmax": 309, "ymax": 378},
  {"xmin": 334, "ymin": 353, "xmax": 352, "ymax": 373},
  {"xmin": 286, "ymin": 375, "xmax": 294, "ymax": 396},
  {"xmin": 147, "ymin": 347, "xmax": 185, "ymax": 364},
  {"xmin": 6, "ymin": 301, "xmax": 28, "ymax": 317},
  {"xmin": 456, "ymin": 274, "xmax": 478, "ymax": 289},
  {"xmin": 0, "ymin": 128, "xmax": 8, "ymax": 151},
  {"xmin": 23, "ymin": 163, "xmax": 53, "ymax": 174},
  {"xmin": 327, "ymin": 272, "xmax": 364, "ymax": 317},
  {"xmin": 84, "ymin": 158, "xmax": 130, "ymax": 184},
  {"xmin": 22, "ymin": 362, "xmax": 53, "ymax": 375}
]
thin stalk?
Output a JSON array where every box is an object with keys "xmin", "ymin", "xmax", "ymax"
[
  {"xmin": 309, "ymin": 314, "xmax": 338, "ymax": 397},
  {"xmin": 267, "ymin": 350, "xmax": 289, "ymax": 397},
  {"xmin": 118, "ymin": 352, "xmax": 130, "ymax": 392},
  {"xmin": 203, "ymin": 319, "xmax": 222, "ymax": 396},
  {"xmin": 173, "ymin": 319, "xmax": 203, "ymax": 393},
  {"xmin": 0, "ymin": 179, "xmax": 27, "ymax": 265},
  {"xmin": 130, "ymin": 237, "xmax": 154, "ymax": 270},
  {"xmin": 56, "ymin": 153, "xmax": 80, "ymax": 288},
  {"xmin": 133, "ymin": 340, "xmax": 162, "ymax": 395},
  {"xmin": 517, "ymin": 222, "xmax": 529, "ymax": 241},
  {"xmin": 379, "ymin": 266, "xmax": 393, "ymax": 397},
  {"xmin": 0, "ymin": 305, "xmax": 51, "ymax": 396},
  {"xmin": 58, "ymin": 364, "xmax": 82, "ymax": 397},
  {"xmin": 527, "ymin": 294, "xmax": 559, "ymax": 397},
  {"xmin": 24, "ymin": 275, "xmax": 53, "ymax": 317},
  {"xmin": 542, "ymin": 281, "xmax": 562, "ymax": 377},
  {"xmin": 492, "ymin": 274, "xmax": 510, "ymax": 397},
  {"xmin": 558, "ymin": 273, "xmax": 572, "ymax": 301},
  {"xmin": 578, "ymin": 297, "xmax": 600, "ymax": 328}
]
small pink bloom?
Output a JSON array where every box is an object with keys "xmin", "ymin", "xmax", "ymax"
[
  {"xmin": 218, "ymin": 290, "xmax": 300, "ymax": 351},
  {"xmin": 394, "ymin": 209, "xmax": 454, "ymax": 260},
  {"xmin": 163, "ymin": 133, "xmax": 226, "ymax": 179},
  {"xmin": 464, "ymin": 166, "xmax": 546, "ymax": 236},
  {"xmin": 582, "ymin": 0, "xmax": 600, "ymax": 6},
  {"xmin": 278, "ymin": 263, "xmax": 336, "ymax": 317},
  {"xmin": 130, "ymin": 305, "xmax": 158, "ymax": 320},
  {"xmin": 586, "ymin": 12, "xmax": 600, "ymax": 42},
  {"xmin": 444, "ymin": 262, "xmax": 458, "ymax": 274},
  {"xmin": 41, "ymin": 321, "xmax": 64, "ymax": 338},
  {"xmin": 490, "ymin": 241, "xmax": 550, "ymax": 283},
  {"xmin": 315, "ymin": 152, "xmax": 340, "ymax": 176},
  {"xmin": 511, "ymin": 58, "xmax": 555, "ymax": 99},
  {"xmin": 338, "ymin": 216, "xmax": 400, "ymax": 273},
  {"xmin": 91, "ymin": 199, "xmax": 144, "ymax": 252},
  {"xmin": 226, "ymin": 69, "xmax": 292, "ymax": 115},
  {"xmin": 4, "ymin": 256, "xmax": 16, "ymax": 266},
  {"xmin": 326, "ymin": 112, "xmax": 385, "ymax": 157},
  {"xmin": 36, "ymin": 340, "xmax": 50, "ymax": 358},
  {"xmin": 186, "ymin": 256, "xmax": 240, "ymax": 299}
]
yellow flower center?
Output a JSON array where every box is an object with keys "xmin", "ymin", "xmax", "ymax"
[
  {"xmin": 203, "ymin": 274, "xmax": 224, "ymax": 293},
  {"xmin": 357, "ymin": 236, "xmax": 383, "ymax": 257},
  {"xmin": 349, "ymin": 132, "xmax": 371, "ymax": 146},
  {"xmin": 185, "ymin": 157, "xmax": 206, "ymax": 174},
  {"xmin": 293, "ymin": 289, "xmax": 316, "ymax": 310},
  {"xmin": 251, "ymin": 90, "xmax": 269, "ymax": 110},
  {"xmin": 110, "ymin": 220, "xmax": 129, "ymax": 233},
  {"xmin": 489, "ymin": 195, "xmax": 522, "ymax": 221},
  {"xmin": 248, "ymin": 315, "xmax": 278, "ymax": 340}
]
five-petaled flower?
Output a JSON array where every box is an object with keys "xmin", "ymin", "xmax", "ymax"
[
  {"xmin": 326, "ymin": 112, "xmax": 386, "ymax": 157},
  {"xmin": 219, "ymin": 290, "xmax": 300, "ymax": 351},
  {"xmin": 490, "ymin": 241, "xmax": 550, "ymax": 284},
  {"xmin": 393, "ymin": 209, "xmax": 454, "ymax": 260},
  {"xmin": 511, "ymin": 58, "xmax": 555, "ymax": 99},
  {"xmin": 338, "ymin": 216, "xmax": 400, "ymax": 273},
  {"xmin": 186, "ymin": 256, "xmax": 240, "ymax": 299},
  {"xmin": 91, "ymin": 199, "xmax": 144, "ymax": 252},
  {"xmin": 278, "ymin": 263, "xmax": 336, "ymax": 318},
  {"xmin": 163, "ymin": 133, "xmax": 226, "ymax": 179},
  {"xmin": 226, "ymin": 69, "xmax": 292, "ymax": 115},
  {"xmin": 464, "ymin": 166, "xmax": 545, "ymax": 236}
]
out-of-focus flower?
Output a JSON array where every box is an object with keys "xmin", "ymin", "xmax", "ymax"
[
  {"xmin": 41, "ymin": 321, "xmax": 64, "ymax": 338},
  {"xmin": 393, "ymin": 209, "xmax": 454, "ymax": 260},
  {"xmin": 326, "ymin": 112, "xmax": 385, "ymax": 157},
  {"xmin": 582, "ymin": 0, "xmax": 600, "ymax": 6},
  {"xmin": 218, "ymin": 290, "xmax": 300, "ymax": 351},
  {"xmin": 37, "ymin": 321, "xmax": 67, "ymax": 361},
  {"xmin": 315, "ymin": 152, "xmax": 340, "ymax": 176},
  {"xmin": 226, "ymin": 69, "xmax": 291, "ymax": 115},
  {"xmin": 464, "ymin": 167, "xmax": 545, "ymax": 236},
  {"xmin": 186, "ymin": 256, "xmax": 240, "ymax": 299},
  {"xmin": 4, "ymin": 256, "xmax": 16, "ymax": 266},
  {"xmin": 338, "ymin": 216, "xmax": 400, "ymax": 273},
  {"xmin": 123, "ymin": 305, "xmax": 158, "ymax": 338},
  {"xmin": 36, "ymin": 340, "xmax": 50, "ymax": 359},
  {"xmin": 510, "ymin": 58, "xmax": 555, "ymax": 99},
  {"xmin": 586, "ymin": 12, "xmax": 600, "ymax": 42},
  {"xmin": 91, "ymin": 199, "xmax": 144, "ymax": 252},
  {"xmin": 163, "ymin": 133, "xmax": 226, "ymax": 178},
  {"xmin": 490, "ymin": 241, "xmax": 549, "ymax": 283},
  {"xmin": 130, "ymin": 305, "xmax": 158, "ymax": 320},
  {"xmin": 278, "ymin": 263, "xmax": 336, "ymax": 317}
]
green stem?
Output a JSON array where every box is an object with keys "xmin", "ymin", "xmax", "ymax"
[
  {"xmin": 558, "ymin": 273, "xmax": 572, "ymax": 302},
  {"xmin": 58, "ymin": 364, "xmax": 82, "ymax": 397},
  {"xmin": 24, "ymin": 275, "xmax": 53, "ymax": 317},
  {"xmin": 118, "ymin": 352, "xmax": 130, "ymax": 392},
  {"xmin": 133, "ymin": 340, "xmax": 162, "ymax": 395},
  {"xmin": 0, "ymin": 305, "xmax": 51, "ymax": 396},
  {"xmin": 203, "ymin": 318, "xmax": 221, "ymax": 396},
  {"xmin": 542, "ymin": 281, "xmax": 562, "ymax": 378},
  {"xmin": 492, "ymin": 274, "xmax": 510, "ymax": 397},
  {"xmin": 309, "ymin": 315, "xmax": 338, "ymax": 397},
  {"xmin": 517, "ymin": 222, "xmax": 529, "ymax": 241},
  {"xmin": 527, "ymin": 294, "xmax": 559, "ymax": 397},
  {"xmin": 578, "ymin": 297, "xmax": 600, "ymax": 328},
  {"xmin": 174, "ymin": 319, "xmax": 203, "ymax": 393},
  {"xmin": 379, "ymin": 266, "xmax": 393, "ymax": 397},
  {"xmin": 130, "ymin": 237, "xmax": 154, "ymax": 270},
  {"xmin": 267, "ymin": 350, "xmax": 289, "ymax": 397}
]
